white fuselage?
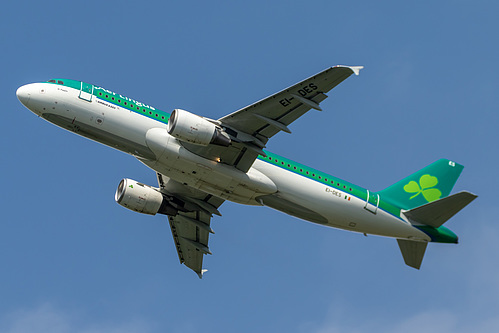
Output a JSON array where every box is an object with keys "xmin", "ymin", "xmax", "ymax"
[{"xmin": 17, "ymin": 82, "xmax": 431, "ymax": 241}]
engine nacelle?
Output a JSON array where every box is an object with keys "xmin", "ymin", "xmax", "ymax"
[
  {"xmin": 167, "ymin": 108, "xmax": 231, "ymax": 146},
  {"xmin": 115, "ymin": 178, "xmax": 177, "ymax": 216}
]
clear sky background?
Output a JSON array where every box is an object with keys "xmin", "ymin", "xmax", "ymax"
[{"xmin": 1, "ymin": 1, "xmax": 498, "ymax": 332}]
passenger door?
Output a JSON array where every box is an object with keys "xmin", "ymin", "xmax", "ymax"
[{"xmin": 79, "ymin": 82, "xmax": 93, "ymax": 102}]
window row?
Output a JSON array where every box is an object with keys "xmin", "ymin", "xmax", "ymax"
[
  {"xmin": 97, "ymin": 92, "xmax": 167, "ymax": 120},
  {"xmin": 266, "ymin": 157, "xmax": 353, "ymax": 192}
]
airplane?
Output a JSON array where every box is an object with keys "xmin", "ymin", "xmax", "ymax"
[{"xmin": 16, "ymin": 66, "xmax": 477, "ymax": 278}]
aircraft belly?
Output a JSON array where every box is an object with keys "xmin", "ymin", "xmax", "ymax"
[
  {"xmin": 42, "ymin": 113, "xmax": 156, "ymax": 159},
  {"xmin": 252, "ymin": 160, "xmax": 431, "ymax": 240},
  {"xmin": 142, "ymin": 128, "xmax": 277, "ymax": 205}
]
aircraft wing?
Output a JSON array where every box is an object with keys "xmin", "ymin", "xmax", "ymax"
[
  {"xmin": 181, "ymin": 65, "xmax": 362, "ymax": 172},
  {"xmin": 157, "ymin": 173, "xmax": 224, "ymax": 278},
  {"xmin": 219, "ymin": 65, "xmax": 362, "ymax": 140}
]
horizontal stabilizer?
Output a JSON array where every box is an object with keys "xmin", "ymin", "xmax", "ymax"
[
  {"xmin": 403, "ymin": 191, "xmax": 477, "ymax": 228},
  {"xmin": 397, "ymin": 239, "xmax": 428, "ymax": 269}
]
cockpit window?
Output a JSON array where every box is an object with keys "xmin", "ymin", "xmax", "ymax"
[{"xmin": 47, "ymin": 79, "xmax": 64, "ymax": 85}]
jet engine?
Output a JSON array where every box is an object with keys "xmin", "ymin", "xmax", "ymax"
[
  {"xmin": 115, "ymin": 178, "xmax": 178, "ymax": 216},
  {"xmin": 167, "ymin": 108, "xmax": 231, "ymax": 146}
]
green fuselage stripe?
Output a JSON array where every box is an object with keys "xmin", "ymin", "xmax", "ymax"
[
  {"xmin": 48, "ymin": 79, "xmax": 456, "ymax": 243},
  {"xmin": 49, "ymin": 78, "xmax": 403, "ymax": 218},
  {"xmin": 48, "ymin": 79, "xmax": 172, "ymax": 123},
  {"xmin": 257, "ymin": 152, "xmax": 404, "ymax": 219},
  {"xmin": 49, "ymin": 79, "xmax": 403, "ymax": 216}
]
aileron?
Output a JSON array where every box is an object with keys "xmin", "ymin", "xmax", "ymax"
[{"xmin": 158, "ymin": 175, "xmax": 224, "ymax": 278}]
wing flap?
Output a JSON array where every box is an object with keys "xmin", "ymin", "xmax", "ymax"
[
  {"xmin": 169, "ymin": 208, "xmax": 214, "ymax": 278},
  {"xmin": 181, "ymin": 66, "xmax": 361, "ymax": 172},
  {"xmin": 219, "ymin": 65, "xmax": 361, "ymax": 140},
  {"xmin": 158, "ymin": 173, "xmax": 224, "ymax": 278}
]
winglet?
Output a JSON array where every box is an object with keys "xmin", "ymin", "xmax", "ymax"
[
  {"xmin": 198, "ymin": 269, "xmax": 208, "ymax": 279},
  {"xmin": 334, "ymin": 65, "xmax": 364, "ymax": 76},
  {"xmin": 349, "ymin": 66, "xmax": 364, "ymax": 76}
]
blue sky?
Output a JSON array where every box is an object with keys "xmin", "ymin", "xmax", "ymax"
[{"xmin": 2, "ymin": 1, "xmax": 498, "ymax": 332}]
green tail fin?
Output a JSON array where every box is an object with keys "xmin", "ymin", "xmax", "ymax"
[{"xmin": 379, "ymin": 159, "xmax": 464, "ymax": 210}]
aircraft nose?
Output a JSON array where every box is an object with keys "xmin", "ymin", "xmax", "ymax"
[{"xmin": 16, "ymin": 84, "xmax": 31, "ymax": 107}]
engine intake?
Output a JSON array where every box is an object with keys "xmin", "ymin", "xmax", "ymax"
[
  {"xmin": 167, "ymin": 109, "xmax": 231, "ymax": 146},
  {"xmin": 115, "ymin": 178, "xmax": 177, "ymax": 216}
]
